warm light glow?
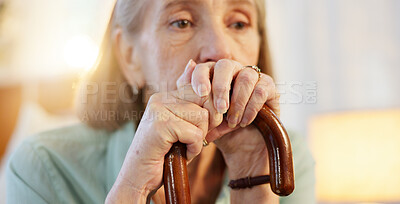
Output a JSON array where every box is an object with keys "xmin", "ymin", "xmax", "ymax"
[
  {"xmin": 309, "ymin": 109, "xmax": 400, "ymax": 202},
  {"xmin": 357, "ymin": 203, "xmax": 384, "ymax": 204},
  {"xmin": 63, "ymin": 35, "xmax": 99, "ymax": 70}
]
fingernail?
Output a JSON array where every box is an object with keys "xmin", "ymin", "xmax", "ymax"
[
  {"xmin": 216, "ymin": 98, "xmax": 227, "ymax": 114},
  {"xmin": 228, "ymin": 112, "xmax": 240, "ymax": 128},
  {"xmin": 185, "ymin": 59, "xmax": 195, "ymax": 72},
  {"xmin": 240, "ymin": 118, "xmax": 248, "ymax": 128},
  {"xmin": 197, "ymin": 84, "xmax": 209, "ymax": 97},
  {"xmin": 214, "ymin": 112, "xmax": 222, "ymax": 123}
]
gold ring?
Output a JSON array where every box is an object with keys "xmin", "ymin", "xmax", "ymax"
[
  {"xmin": 243, "ymin": 65, "xmax": 261, "ymax": 79},
  {"xmin": 203, "ymin": 139, "xmax": 209, "ymax": 147}
]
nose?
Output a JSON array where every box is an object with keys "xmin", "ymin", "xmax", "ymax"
[{"xmin": 197, "ymin": 24, "xmax": 232, "ymax": 63}]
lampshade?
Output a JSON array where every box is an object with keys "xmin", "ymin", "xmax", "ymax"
[{"xmin": 309, "ymin": 109, "xmax": 400, "ymax": 203}]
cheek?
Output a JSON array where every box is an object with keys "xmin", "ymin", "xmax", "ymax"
[
  {"xmin": 139, "ymin": 33, "xmax": 190, "ymax": 92},
  {"xmin": 233, "ymin": 32, "xmax": 261, "ymax": 65}
]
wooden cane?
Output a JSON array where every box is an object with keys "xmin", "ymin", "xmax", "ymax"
[{"xmin": 163, "ymin": 104, "xmax": 295, "ymax": 203}]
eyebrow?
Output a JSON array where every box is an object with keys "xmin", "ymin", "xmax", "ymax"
[
  {"xmin": 228, "ymin": 0, "xmax": 255, "ymax": 7},
  {"xmin": 162, "ymin": 0, "xmax": 255, "ymax": 10},
  {"xmin": 163, "ymin": 0, "xmax": 201, "ymax": 11}
]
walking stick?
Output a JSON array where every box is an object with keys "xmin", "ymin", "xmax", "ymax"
[{"xmin": 163, "ymin": 104, "xmax": 295, "ymax": 203}]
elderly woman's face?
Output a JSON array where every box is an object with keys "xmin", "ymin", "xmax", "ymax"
[{"xmin": 135, "ymin": 0, "xmax": 260, "ymax": 91}]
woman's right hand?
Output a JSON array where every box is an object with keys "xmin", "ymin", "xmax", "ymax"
[{"xmin": 106, "ymin": 60, "xmax": 211, "ymax": 204}]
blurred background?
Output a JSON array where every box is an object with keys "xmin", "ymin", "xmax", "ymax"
[{"xmin": 0, "ymin": 0, "xmax": 399, "ymax": 203}]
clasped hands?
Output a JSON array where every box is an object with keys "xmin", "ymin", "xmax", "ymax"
[{"xmin": 106, "ymin": 59, "xmax": 280, "ymax": 203}]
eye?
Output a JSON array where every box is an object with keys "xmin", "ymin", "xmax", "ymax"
[
  {"xmin": 230, "ymin": 22, "xmax": 247, "ymax": 30},
  {"xmin": 170, "ymin": 19, "xmax": 192, "ymax": 29}
]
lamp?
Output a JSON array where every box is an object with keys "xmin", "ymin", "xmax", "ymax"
[{"xmin": 309, "ymin": 109, "xmax": 400, "ymax": 203}]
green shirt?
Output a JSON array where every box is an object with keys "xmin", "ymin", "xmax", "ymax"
[{"xmin": 6, "ymin": 122, "xmax": 315, "ymax": 204}]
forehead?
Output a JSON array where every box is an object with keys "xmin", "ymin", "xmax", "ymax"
[{"xmin": 161, "ymin": 0, "xmax": 256, "ymax": 9}]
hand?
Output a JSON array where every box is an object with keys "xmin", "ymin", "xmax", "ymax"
[
  {"xmin": 188, "ymin": 59, "xmax": 280, "ymax": 176},
  {"xmin": 188, "ymin": 59, "xmax": 280, "ymax": 203},
  {"xmin": 106, "ymin": 61, "xmax": 209, "ymax": 203}
]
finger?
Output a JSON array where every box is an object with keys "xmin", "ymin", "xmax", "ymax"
[
  {"xmin": 226, "ymin": 67, "xmax": 259, "ymax": 128},
  {"xmin": 177, "ymin": 59, "xmax": 197, "ymax": 89},
  {"xmin": 163, "ymin": 99, "xmax": 209, "ymax": 135},
  {"xmin": 191, "ymin": 62, "xmax": 215, "ymax": 97},
  {"xmin": 203, "ymin": 93, "xmax": 223, "ymax": 131},
  {"xmin": 205, "ymin": 120, "xmax": 240, "ymax": 143},
  {"xmin": 212, "ymin": 59, "xmax": 243, "ymax": 114},
  {"xmin": 164, "ymin": 118, "xmax": 204, "ymax": 161},
  {"xmin": 171, "ymin": 90, "xmax": 223, "ymax": 132},
  {"xmin": 266, "ymin": 92, "xmax": 281, "ymax": 117},
  {"xmin": 163, "ymin": 95, "xmax": 222, "ymax": 149},
  {"xmin": 239, "ymin": 74, "xmax": 278, "ymax": 127}
]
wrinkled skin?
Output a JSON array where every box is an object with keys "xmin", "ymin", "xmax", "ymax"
[{"xmin": 106, "ymin": 0, "xmax": 280, "ymax": 203}]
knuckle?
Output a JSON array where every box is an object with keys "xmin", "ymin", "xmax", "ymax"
[
  {"xmin": 246, "ymin": 106, "xmax": 259, "ymax": 117},
  {"xmin": 254, "ymin": 86, "xmax": 268, "ymax": 99},
  {"xmin": 234, "ymin": 102, "xmax": 246, "ymax": 111},
  {"xmin": 192, "ymin": 65, "xmax": 209, "ymax": 82},
  {"xmin": 213, "ymin": 84, "xmax": 229, "ymax": 94},
  {"xmin": 195, "ymin": 63, "xmax": 206, "ymax": 70},
  {"xmin": 262, "ymin": 74, "xmax": 275, "ymax": 86},
  {"xmin": 232, "ymin": 60, "xmax": 242, "ymax": 67},
  {"xmin": 231, "ymin": 98, "xmax": 246, "ymax": 111},
  {"xmin": 262, "ymin": 74, "xmax": 273, "ymax": 82},
  {"xmin": 147, "ymin": 93, "xmax": 160, "ymax": 104},
  {"xmin": 164, "ymin": 119, "xmax": 178, "ymax": 132},
  {"xmin": 197, "ymin": 78, "xmax": 210, "ymax": 87},
  {"xmin": 216, "ymin": 59, "xmax": 232, "ymax": 68},
  {"xmin": 194, "ymin": 129, "xmax": 203, "ymax": 142},
  {"xmin": 174, "ymin": 127, "xmax": 183, "ymax": 138},
  {"xmin": 194, "ymin": 64, "xmax": 208, "ymax": 74},
  {"xmin": 238, "ymin": 71, "xmax": 255, "ymax": 85}
]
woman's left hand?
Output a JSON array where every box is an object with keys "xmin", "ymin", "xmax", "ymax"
[{"xmin": 177, "ymin": 59, "xmax": 280, "ymax": 178}]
